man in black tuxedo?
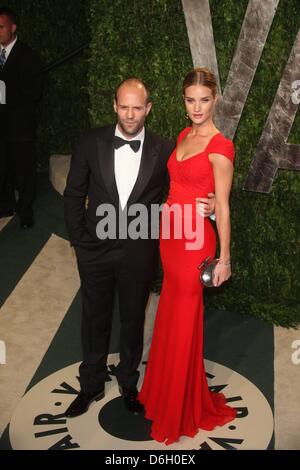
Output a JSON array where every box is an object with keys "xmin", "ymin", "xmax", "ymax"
[
  {"xmin": 0, "ymin": 7, "xmax": 43, "ymax": 227},
  {"xmin": 64, "ymin": 78, "xmax": 213, "ymax": 417}
]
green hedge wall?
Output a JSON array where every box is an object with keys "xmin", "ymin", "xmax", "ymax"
[
  {"xmin": 208, "ymin": 0, "xmax": 300, "ymax": 327},
  {"xmin": 88, "ymin": 0, "xmax": 192, "ymax": 137},
  {"xmin": 5, "ymin": 0, "xmax": 91, "ymax": 168},
  {"xmin": 89, "ymin": 0, "xmax": 300, "ymax": 327}
]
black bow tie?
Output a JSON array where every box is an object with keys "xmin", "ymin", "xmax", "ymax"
[{"xmin": 114, "ymin": 135, "xmax": 141, "ymax": 153}]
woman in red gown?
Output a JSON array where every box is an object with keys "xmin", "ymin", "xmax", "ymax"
[{"xmin": 139, "ymin": 68, "xmax": 237, "ymax": 445}]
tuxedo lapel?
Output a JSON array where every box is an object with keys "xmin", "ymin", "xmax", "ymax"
[
  {"xmin": 127, "ymin": 130, "xmax": 159, "ymax": 206},
  {"xmin": 96, "ymin": 127, "xmax": 160, "ymax": 208},
  {"xmin": 96, "ymin": 127, "xmax": 119, "ymax": 205}
]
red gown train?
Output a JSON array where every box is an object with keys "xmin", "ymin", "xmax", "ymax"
[{"xmin": 139, "ymin": 128, "xmax": 237, "ymax": 445}]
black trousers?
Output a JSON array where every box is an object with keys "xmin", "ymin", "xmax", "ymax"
[
  {"xmin": 0, "ymin": 140, "xmax": 36, "ymax": 217},
  {"xmin": 76, "ymin": 243, "xmax": 151, "ymax": 393}
]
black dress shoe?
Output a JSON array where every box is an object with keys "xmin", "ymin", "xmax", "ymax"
[
  {"xmin": 119, "ymin": 386, "xmax": 144, "ymax": 414},
  {"xmin": 20, "ymin": 215, "xmax": 34, "ymax": 228},
  {"xmin": 0, "ymin": 209, "xmax": 15, "ymax": 218},
  {"xmin": 65, "ymin": 389, "xmax": 105, "ymax": 418}
]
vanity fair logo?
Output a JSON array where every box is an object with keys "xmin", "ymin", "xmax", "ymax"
[{"xmin": 9, "ymin": 354, "xmax": 273, "ymax": 450}]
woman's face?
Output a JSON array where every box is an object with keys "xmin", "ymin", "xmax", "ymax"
[{"xmin": 184, "ymin": 84, "xmax": 217, "ymax": 126}]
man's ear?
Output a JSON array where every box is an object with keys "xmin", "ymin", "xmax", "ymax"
[
  {"xmin": 113, "ymin": 99, "xmax": 117, "ymax": 113},
  {"xmin": 12, "ymin": 24, "xmax": 17, "ymax": 35},
  {"xmin": 146, "ymin": 101, "xmax": 152, "ymax": 116}
]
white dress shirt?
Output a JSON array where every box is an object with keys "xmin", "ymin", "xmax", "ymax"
[
  {"xmin": 114, "ymin": 125, "xmax": 145, "ymax": 210},
  {"xmin": 0, "ymin": 36, "xmax": 17, "ymax": 59}
]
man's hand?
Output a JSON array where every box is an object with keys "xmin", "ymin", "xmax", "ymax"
[{"xmin": 196, "ymin": 193, "xmax": 215, "ymax": 217}]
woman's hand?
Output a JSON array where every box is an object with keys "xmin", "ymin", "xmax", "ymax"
[
  {"xmin": 196, "ymin": 193, "xmax": 215, "ymax": 217},
  {"xmin": 213, "ymin": 261, "xmax": 231, "ymax": 287}
]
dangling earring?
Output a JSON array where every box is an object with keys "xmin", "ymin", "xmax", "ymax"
[{"xmin": 185, "ymin": 113, "xmax": 190, "ymax": 120}]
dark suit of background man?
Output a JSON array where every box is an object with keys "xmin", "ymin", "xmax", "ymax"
[
  {"xmin": 64, "ymin": 78, "xmax": 175, "ymax": 417},
  {"xmin": 0, "ymin": 7, "xmax": 43, "ymax": 228}
]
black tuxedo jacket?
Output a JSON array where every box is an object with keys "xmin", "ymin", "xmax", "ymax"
[
  {"xmin": 0, "ymin": 40, "xmax": 43, "ymax": 141},
  {"xmin": 64, "ymin": 125, "xmax": 175, "ymax": 281}
]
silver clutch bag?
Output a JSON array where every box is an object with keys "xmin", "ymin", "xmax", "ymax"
[{"xmin": 198, "ymin": 256, "xmax": 219, "ymax": 287}]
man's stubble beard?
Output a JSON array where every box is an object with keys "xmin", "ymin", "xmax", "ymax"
[{"xmin": 117, "ymin": 119, "xmax": 144, "ymax": 138}]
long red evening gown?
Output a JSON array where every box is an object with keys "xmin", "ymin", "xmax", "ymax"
[{"xmin": 139, "ymin": 127, "xmax": 237, "ymax": 445}]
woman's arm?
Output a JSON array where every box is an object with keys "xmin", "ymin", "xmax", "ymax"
[{"xmin": 209, "ymin": 153, "xmax": 234, "ymax": 287}]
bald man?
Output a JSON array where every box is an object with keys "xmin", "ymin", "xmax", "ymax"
[{"xmin": 64, "ymin": 78, "xmax": 213, "ymax": 418}]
